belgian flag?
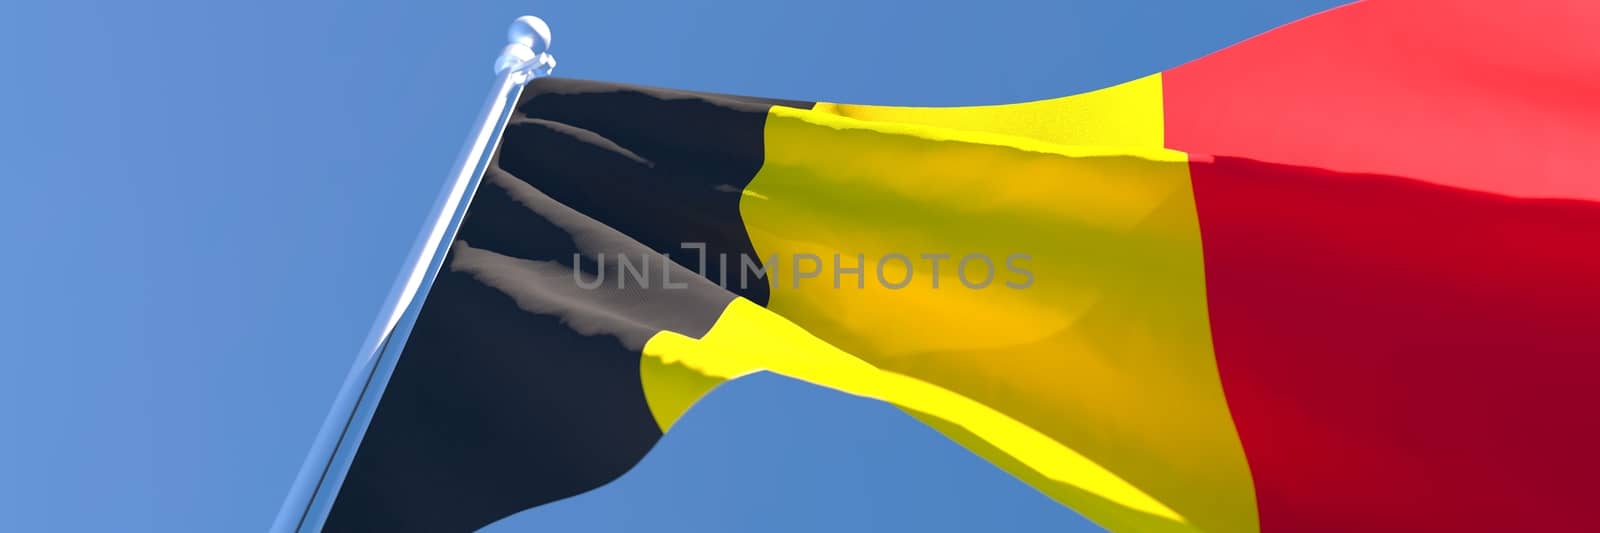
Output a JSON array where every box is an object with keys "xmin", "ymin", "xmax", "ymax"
[{"xmin": 324, "ymin": 1, "xmax": 1600, "ymax": 531}]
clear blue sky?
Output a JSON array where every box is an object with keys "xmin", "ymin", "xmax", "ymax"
[{"xmin": 0, "ymin": 0, "xmax": 1344, "ymax": 530}]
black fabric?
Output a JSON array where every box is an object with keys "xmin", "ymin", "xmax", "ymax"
[
  {"xmin": 502, "ymin": 77, "xmax": 814, "ymax": 305},
  {"xmin": 321, "ymin": 79, "xmax": 813, "ymax": 532}
]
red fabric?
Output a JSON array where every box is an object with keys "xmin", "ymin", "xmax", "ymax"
[
  {"xmin": 1167, "ymin": 3, "xmax": 1600, "ymax": 528},
  {"xmin": 1190, "ymin": 155, "xmax": 1600, "ymax": 531},
  {"xmin": 1165, "ymin": 0, "xmax": 1600, "ymax": 201}
]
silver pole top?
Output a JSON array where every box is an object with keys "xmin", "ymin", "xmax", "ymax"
[{"xmin": 494, "ymin": 16, "xmax": 556, "ymax": 83}]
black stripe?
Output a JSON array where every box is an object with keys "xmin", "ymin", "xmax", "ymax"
[{"xmin": 324, "ymin": 79, "xmax": 809, "ymax": 532}]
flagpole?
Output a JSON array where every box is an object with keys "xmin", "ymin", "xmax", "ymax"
[{"xmin": 271, "ymin": 16, "xmax": 555, "ymax": 533}]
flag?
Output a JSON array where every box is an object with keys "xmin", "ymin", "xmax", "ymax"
[{"xmin": 324, "ymin": 1, "xmax": 1600, "ymax": 531}]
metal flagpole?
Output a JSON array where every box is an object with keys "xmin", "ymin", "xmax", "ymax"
[{"xmin": 270, "ymin": 16, "xmax": 556, "ymax": 533}]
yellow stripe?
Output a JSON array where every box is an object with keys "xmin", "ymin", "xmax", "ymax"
[{"xmin": 640, "ymin": 74, "xmax": 1258, "ymax": 532}]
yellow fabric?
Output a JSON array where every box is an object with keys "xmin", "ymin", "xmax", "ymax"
[
  {"xmin": 642, "ymin": 298, "xmax": 1187, "ymax": 531},
  {"xmin": 810, "ymin": 74, "xmax": 1166, "ymax": 149},
  {"xmin": 639, "ymin": 76, "xmax": 1259, "ymax": 532}
]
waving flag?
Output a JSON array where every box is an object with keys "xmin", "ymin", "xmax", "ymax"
[{"xmin": 322, "ymin": 1, "xmax": 1600, "ymax": 531}]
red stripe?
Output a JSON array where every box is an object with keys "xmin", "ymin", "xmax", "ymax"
[
  {"xmin": 1188, "ymin": 155, "xmax": 1600, "ymax": 531},
  {"xmin": 1163, "ymin": 1, "xmax": 1600, "ymax": 528}
]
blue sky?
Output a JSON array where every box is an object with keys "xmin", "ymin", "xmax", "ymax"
[{"xmin": 0, "ymin": 0, "xmax": 1343, "ymax": 530}]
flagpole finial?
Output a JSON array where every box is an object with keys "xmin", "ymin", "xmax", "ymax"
[
  {"xmin": 495, "ymin": 15, "xmax": 556, "ymax": 81},
  {"xmin": 509, "ymin": 16, "xmax": 551, "ymax": 54}
]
